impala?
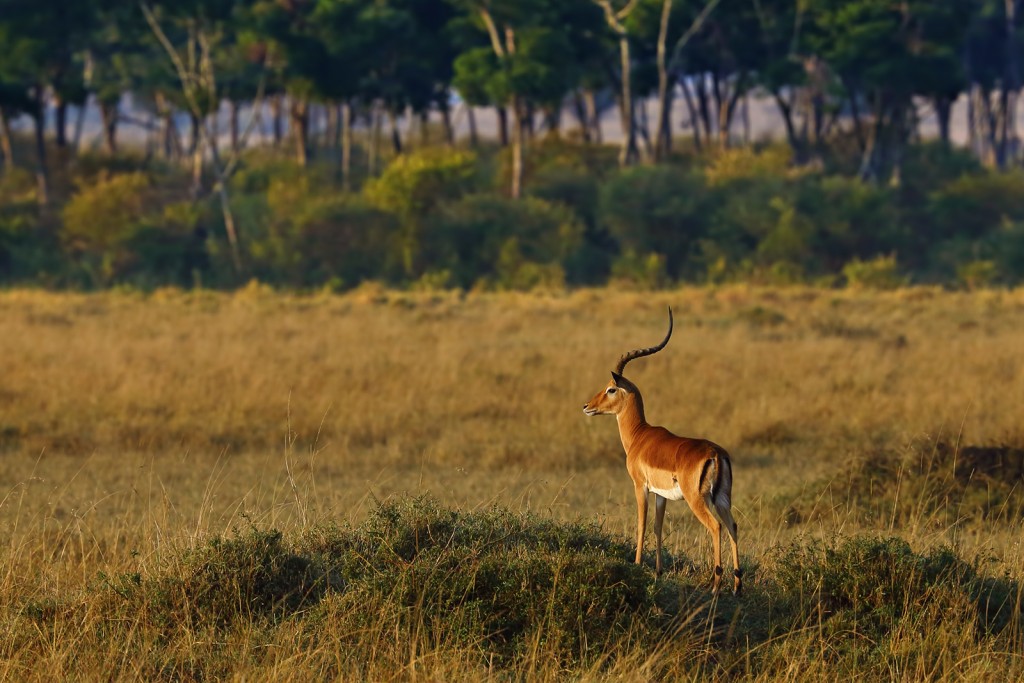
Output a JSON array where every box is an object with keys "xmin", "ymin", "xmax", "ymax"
[{"xmin": 583, "ymin": 308, "xmax": 741, "ymax": 595}]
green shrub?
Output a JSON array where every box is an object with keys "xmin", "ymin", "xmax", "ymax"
[
  {"xmin": 365, "ymin": 147, "xmax": 478, "ymax": 276},
  {"xmin": 526, "ymin": 163, "xmax": 599, "ymax": 229},
  {"xmin": 992, "ymin": 219, "xmax": 1024, "ymax": 284},
  {"xmin": 62, "ymin": 172, "xmax": 155, "ymax": 253},
  {"xmin": 75, "ymin": 498, "xmax": 668, "ymax": 671},
  {"xmin": 767, "ymin": 537, "xmax": 1002, "ymax": 643},
  {"xmin": 599, "ymin": 164, "xmax": 708, "ymax": 279},
  {"xmin": 928, "ymin": 171, "xmax": 1024, "ymax": 241},
  {"xmin": 61, "ymin": 172, "xmax": 199, "ymax": 287},
  {"xmin": 703, "ymin": 144, "xmax": 796, "ymax": 186},
  {"xmin": 0, "ymin": 169, "xmax": 60, "ymax": 282},
  {"xmin": 754, "ymin": 197, "xmax": 816, "ymax": 274},
  {"xmin": 957, "ymin": 259, "xmax": 999, "ymax": 290},
  {"xmin": 426, "ymin": 193, "xmax": 584, "ymax": 288},
  {"xmin": 242, "ymin": 177, "xmax": 400, "ymax": 288},
  {"xmin": 796, "ymin": 176, "xmax": 905, "ymax": 268},
  {"xmin": 842, "ymin": 254, "xmax": 905, "ymax": 289},
  {"xmin": 610, "ymin": 249, "xmax": 668, "ymax": 290}
]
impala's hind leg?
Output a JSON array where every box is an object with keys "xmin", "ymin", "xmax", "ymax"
[
  {"xmin": 714, "ymin": 504, "xmax": 741, "ymax": 595},
  {"xmin": 691, "ymin": 500, "xmax": 724, "ymax": 594}
]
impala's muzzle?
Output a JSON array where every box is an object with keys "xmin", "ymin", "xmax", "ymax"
[{"xmin": 583, "ymin": 404, "xmax": 599, "ymax": 416}]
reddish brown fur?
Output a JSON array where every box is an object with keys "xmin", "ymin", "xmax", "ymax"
[{"xmin": 584, "ymin": 332, "xmax": 741, "ymax": 595}]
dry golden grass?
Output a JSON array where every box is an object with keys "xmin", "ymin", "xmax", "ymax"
[{"xmin": 0, "ymin": 284, "xmax": 1022, "ymax": 680}]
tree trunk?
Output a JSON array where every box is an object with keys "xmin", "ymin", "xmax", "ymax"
[
  {"xmin": 496, "ymin": 105, "xmax": 509, "ymax": 146},
  {"xmin": 440, "ymin": 102, "xmax": 454, "ymax": 145},
  {"xmin": 636, "ymin": 98, "xmax": 652, "ymax": 160},
  {"xmin": 155, "ymin": 92, "xmax": 175, "ymax": 159},
  {"xmin": 388, "ymin": 109, "xmax": 403, "ymax": 154},
  {"xmin": 271, "ymin": 94, "xmax": 284, "ymax": 148},
  {"xmin": 523, "ymin": 102, "xmax": 536, "ymax": 140},
  {"xmin": 54, "ymin": 97, "xmax": 68, "ymax": 149},
  {"xmin": 891, "ymin": 101, "xmax": 915, "ymax": 187},
  {"xmin": 230, "ymin": 100, "xmax": 240, "ymax": 152},
  {"xmin": 653, "ymin": 0, "xmax": 673, "ymax": 160},
  {"xmin": 510, "ymin": 98, "xmax": 524, "ymax": 199},
  {"xmin": 341, "ymin": 101, "xmax": 352, "ymax": 192},
  {"xmin": 858, "ymin": 94, "xmax": 885, "ymax": 182},
  {"xmin": 695, "ymin": 77, "xmax": 714, "ymax": 143},
  {"xmin": 680, "ymin": 78, "xmax": 702, "ymax": 150},
  {"xmin": 772, "ymin": 90, "xmax": 803, "ymax": 160},
  {"xmin": 0, "ymin": 108, "xmax": 14, "ymax": 175},
  {"xmin": 543, "ymin": 105, "xmax": 561, "ymax": 138},
  {"xmin": 573, "ymin": 92, "xmax": 592, "ymax": 143},
  {"xmin": 616, "ymin": 32, "xmax": 639, "ymax": 166},
  {"xmin": 419, "ymin": 110, "xmax": 429, "ymax": 146},
  {"xmin": 189, "ymin": 112, "xmax": 201, "ymax": 155},
  {"xmin": 72, "ymin": 99, "xmax": 87, "ymax": 152},
  {"xmin": 467, "ymin": 105, "xmax": 479, "ymax": 147},
  {"xmin": 32, "ymin": 102, "xmax": 49, "ymax": 206},
  {"xmin": 584, "ymin": 89, "xmax": 601, "ymax": 143},
  {"xmin": 980, "ymin": 87, "xmax": 1000, "ymax": 167},
  {"xmin": 967, "ymin": 84, "xmax": 978, "ymax": 157},
  {"xmin": 935, "ymin": 96, "xmax": 953, "ymax": 146},
  {"xmin": 290, "ymin": 98, "xmax": 309, "ymax": 166},
  {"xmin": 99, "ymin": 100, "xmax": 119, "ymax": 154},
  {"xmin": 844, "ymin": 79, "xmax": 866, "ymax": 154},
  {"xmin": 743, "ymin": 91, "xmax": 751, "ymax": 144},
  {"xmin": 369, "ymin": 103, "xmax": 383, "ymax": 175},
  {"xmin": 190, "ymin": 135, "xmax": 203, "ymax": 199},
  {"xmin": 719, "ymin": 75, "xmax": 746, "ymax": 149},
  {"xmin": 998, "ymin": 0, "xmax": 1019, "ymax": 168}
]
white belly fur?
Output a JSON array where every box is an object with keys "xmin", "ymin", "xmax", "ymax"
[{"xmin": 648, "ymin": 482, "xmax": 684, "ymax": 501}]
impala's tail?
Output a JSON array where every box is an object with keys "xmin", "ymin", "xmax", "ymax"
[{"xmin": 713, "ymin": 454, "xmax": 733, "ymax": 512}]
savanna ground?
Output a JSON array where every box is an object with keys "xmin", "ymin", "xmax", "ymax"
[{"xmin": 0, "ymin": 284, "xmax": 1022, "ymax": 680}]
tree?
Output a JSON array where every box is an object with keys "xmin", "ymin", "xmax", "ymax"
[
  {"xmin": 142, "ymin": 0, "xmax": 266, "ymax": 272},
  {"xmin": 808, "ymin": 0, "xmax": 974, "ymax": 182},
  {"xmin": 454, "ymin": 0, "xmax": 605, "ymax": 196},
  {"xmin": 0, "ymin": 0, "xmax": 96, "ymax": 203}
]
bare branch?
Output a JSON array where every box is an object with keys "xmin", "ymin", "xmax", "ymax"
[
  {"xmin": 667, "ymin": 0, "xmax": 723, "ymax": 72},
  {"xmin": 478, "ymin": 8, "xmax": 507, "ymax": 58}
]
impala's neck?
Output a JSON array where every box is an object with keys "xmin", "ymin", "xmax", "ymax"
[{"xmin": 615, "ymin": 392, "xmax": 647, "ymax": 454}]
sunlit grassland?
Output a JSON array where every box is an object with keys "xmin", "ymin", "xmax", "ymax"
[{"xmin": 0, "ymin": 284, "xmax": 1022, "ymax": 680}]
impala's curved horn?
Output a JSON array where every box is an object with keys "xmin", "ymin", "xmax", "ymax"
[{"xmin": 614, "ymin": 307, "xmax": 673, "ymax": 375}]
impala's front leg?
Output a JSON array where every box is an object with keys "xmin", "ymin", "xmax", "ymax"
[
  {"xmin": 653, "ymin": 494, "xmax": 667, "ymax": 575},
  {"xmin": 634, "ymin": 484, "xmax": 648, "ymax": 565}
]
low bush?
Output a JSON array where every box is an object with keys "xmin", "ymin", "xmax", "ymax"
[
  {"xmin": 599, "ymin": 164, "xmax": 708, "ymax": 279},
  {"xmin": 426, "ymin": 193, "xmax": 585, "ymax": 289}
]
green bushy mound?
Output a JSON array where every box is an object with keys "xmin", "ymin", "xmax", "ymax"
[
  {"xmin": 83, "ymin": 498, "xmax": 679, "ymax": 670},
  {"xmin": 15, "ymin": 498, "xmax": 1021, "ymax": 679},
  {"xmin": 755, "ymin": 536, "xmax": 1021, "ymax": 675}
]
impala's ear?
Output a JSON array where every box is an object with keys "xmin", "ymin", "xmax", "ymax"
[{"xmin": 611, "ymin": 371, "xmax": 625, "ymax": 386}]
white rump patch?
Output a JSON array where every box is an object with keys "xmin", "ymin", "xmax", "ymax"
[{"xmin": 648, "ymin": 482, "xmax": 684, "ymax": 501}]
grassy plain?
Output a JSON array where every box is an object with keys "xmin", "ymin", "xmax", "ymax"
[{"xmin": 0, "ymin": 284, "xmax": 1022, "ymax": 680}]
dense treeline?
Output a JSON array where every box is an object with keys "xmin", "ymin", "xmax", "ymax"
[{"xmin": 1, "ymin": 0, "xmax": 1024, "ymax": 290}]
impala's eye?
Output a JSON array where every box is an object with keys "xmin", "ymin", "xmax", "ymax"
[{"xmin": 606, "ymin": 388, "xmax": 617, "ymax": 395}]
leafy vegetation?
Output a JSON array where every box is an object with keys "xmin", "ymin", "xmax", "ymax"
[{"xmin": 3, "ymin": 141, "xmax": 1024, "ymax": 290}]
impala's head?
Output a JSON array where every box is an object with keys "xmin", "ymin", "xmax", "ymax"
[
  {"xmin": 583, "ymin": 371, "xmax": 636, "ymax": 416},
  {"xmin": 582, "ymin": 307, "xmax": 673, "ymax": 418}
]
